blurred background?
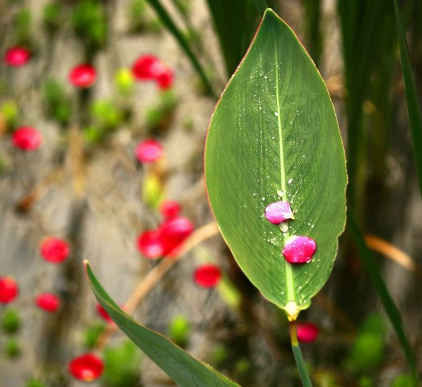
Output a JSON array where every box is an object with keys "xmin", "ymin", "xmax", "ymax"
[{"xmin": 0, "ymin": 0, "xmax": 421, "ymax": 386}]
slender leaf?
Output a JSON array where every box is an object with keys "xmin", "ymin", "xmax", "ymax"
[
  {"xmin": 393, "ymin": 0, "xmax": 422, "ymax": 198},
  {"xmin": 347, "ymin": 213, "xmax": 419, "ymax": 385},
  {"xmin": 145, "ymin": 0, "xmax": 215, "ymax": 97},
  {"xmin": 205, "ymin": 9, "xmax": 347, "ymax": 319},
  {"xmin": 84, "ymin": 262, "xmax": 241, "ymax": 387},
  {"xmin": 205, "ymin": 0, "xmax": 259, "ymax": 76}
]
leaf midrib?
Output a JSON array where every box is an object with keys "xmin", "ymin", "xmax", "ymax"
[{"xmin": 273, "ymin": 31, "xmax": 295, "ymax": 306}]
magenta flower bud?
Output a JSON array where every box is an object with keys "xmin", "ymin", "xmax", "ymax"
[
  {"xmin": 297, "ymin": 322, "xmax": 319, "ymax": 343},
  {"xmin": 282, "ymin": 236, "xmax": 317, "ymax": 264},
  {"xmin": 265, "ymin": 201, "xmax": 294, "ymax": 224}
]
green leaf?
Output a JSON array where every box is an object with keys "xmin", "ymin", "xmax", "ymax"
[
  {"xmin": 347, "ymin": 212, "xmax": 419, "ymax": 384},
  {"xmin": 205, "ymin": 9, "xmax": 347, "ymax": 319},
  {"xmin": 84, "ymin": 262, "xmax": 241, "ymax": 387},
  {"xmin": 393, "ymin": 0, "xmax": 422, "ymax": 199}
]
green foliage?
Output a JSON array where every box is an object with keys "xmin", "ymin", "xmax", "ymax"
[
  {"xmin": 1, "ymin": 308, "xmax": 21, "ymax": 334},
  {"xmin": 83, "ymin": 126, "xmax": 104, "ymax": 145},
  {"xmin": 13, "ymin": 8, "xmax": 32, "ymax": 46},
  {"xmin": 25, "ymin": 379, "xmax": 46, "ymax": 387},
  {"xmin": 84, "ymin": 321, "xmax": 105, "ymax": 349},
  {"xmin": 205, "ymin": 9, "xmax": 347, "ymax": 318},
  {"xmin": 103, "ymin": 341, "xmax": 142, "ymax": 387},
  {"xmin": 85, "ymin": 262, "xmax": 241, "ymax": 387},
  {"xmin": 90, "ymin": 100, "xmax": 124, "ymax": 131},
  {"xmin": 5, "ymin": 338, "xmax": 21, "ymax": 359},
  {"xmin": 143, "ymin": 172, "xmax": 165, "ymax": 209},
  {"xmin": 114, "ymin": 68, "xmax": 136, "ymax": 96},
  {"xmin": 145, "ymin": 90, "xmax": 177, "ymax": 132},
  {"xmin": 42, "ymin": 2, "xmax": 63, "ymax": 34},
  {"xmin": 348, "ymin": 213, "xmax": 418, "ymax": 381},
  {"xmin": 128, "ymin": 0, "xmax": 162, "ymax": 33},
  {"xmin": 0, "ymin": 100, "xmax": 18, "ymax": 130},
  {"xmin": 168, "ymin": 314, "xmax": 190, "ymax": 347},
  {"xmin": 392, "ymin": 374, "xmax": 417, "ymax": 387},
  {"xmin": 346, "ymin": 315, "xmax": 386, "ymax": 374},
  {"xmin": 71, "ymin": 0, "xmax": 108, "ymax": 54},
  {"xmin": 42, "ymin": 79, "xmax": 72, "ymax": 127}
]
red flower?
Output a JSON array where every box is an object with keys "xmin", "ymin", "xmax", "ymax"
[
  {"xmin": 12, "ymin": 127, "xmax": 42, "ymax": 151},
  {"xmin": 69, "ymin": 64, "xmax": 97, "ymax": 88},
  {"xmin": 194, "ymin": 264, "xmax": 222, "ymax": 288},
  {"xmin": 137, "ymin": 230, "xmax": 164, "ymax": 259},
  {"xmin": 137, "ymin": 217, "xmax": 194, "ymax": 259},
  {"xmin": 132, "ymin": 54, "xmax": 162, "ymax": 80},
  {"xmin": 0, "ymin": 277, "xmax": 19, "ymax": 304},
  {"xmin": 40, "ymin": 237, "xmax": 70, "ymax": 263},
  {"xmin": 158, "ymin": 217, "xmax": 194, "ymax": 257},
  {"xmin": 3, "ymin": 46, "xmax": 30, "ymax": 67},
  {"xmin": 296, "ymin": 322, "xmax": 319, "ymax": 343},
  {"xmin": 135, "ymin": 139, "xmax": 163, "ymax": 163},
  {"xmin": 36, "ymin": 293, "xmax": 60, "ymax": 312},
  {"xmin": 68, "ymin": 353, "xmax": 104, "ymax": 381},
  {"xmin": 96, "ymin": 303, "xmax": 112, "ymax": 322},
  {"xmin": 132, "ymin": 54, "xmax": 173, "ymax": 89},
  {"xmin": 160, "ymin": 200, "xmax": 181, "ymax": 219},
  {"xmin": 282, "ymin": 236, "xmax": 317, "ymax": 264},
  {"xmin": 156, "ymin": 67, "xmax": 173, "ymax": 90}
]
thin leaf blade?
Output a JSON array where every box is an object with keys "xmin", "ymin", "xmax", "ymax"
[
  {"xmin": 84, "ymin": 262, "xmax": 241, "ymax": 387},
  {"xmin": 347, "ymin": 213, "xmax": 419, "ymax": 385},
  {"xmin": 393, "ymin": 0, "xmax": 422, "ymax": 198},
  {"xmin": 205, "ymin": 9, "xmax": 347, "ymax": 318}
]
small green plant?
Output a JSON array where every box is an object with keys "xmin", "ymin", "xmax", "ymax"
[{"xmin": 42, "ymin": 79, "xmax": 72, "ymax": 127}]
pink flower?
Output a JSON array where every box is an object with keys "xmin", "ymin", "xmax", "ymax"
[
  {"xmin": 282, "ymin": 236, "xmax": 317, "ymax": 264},
  {"xmin": 265, "ymin": 201, "xmax": 294, "ymax": 224},
  {"xmin": 36, "ymin": 293, "xmax": 60, "ymax": 312},
  {"xmin": 194, "ymin": 264, "xmax": 222, "ymax": 288},
  {"xmin": 68, "ymin": 353, "xmax": 104, "ymax": 381},
  {"xmin": 0, "ymin": 277, "xmax": 19, "ymax": 304},
  {"xmin": 40, "ymin": 237, "xmax": 70, "ymax": 263},
  {"xmin": 297, "ymin": 322, "xmax": 319, "ymax": 343},
  {"xmin": 135, "ymin": 139, "xmax": 163, "ymax": 163},
  {"xmin": 69, "ymin": 64, "xmax": 97, "ymax": 88},
  {"xmin": 3, "ymin": 46, "xmax": 30, "ymax": 67},
  {"xmin": 137, "ymin": 217, "xmax": 194, "ymax": 259},
  {"xmin": 160, "ymin": 200, "xmax": 181, "ymax": 219},
  {"xmin": 12, "ymin": 127, "xmax": 42, "ymax": 151}
]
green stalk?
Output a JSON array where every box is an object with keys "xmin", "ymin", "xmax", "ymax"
[
  {"xmin": 290, "ymin": 321, "xmax": 313, "ymax": 387},
  {"xmin": 347, "ymin": 211, "xmax": 419, "ymax": 385},
  {"xmin": 393, "ymin": 0, "xmax": 422, "ymax": 199},
  {"xmin": 145, "ymin": 0, "xmax": 216, "ymax": 98}
]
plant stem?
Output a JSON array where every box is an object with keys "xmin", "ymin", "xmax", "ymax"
[{"xmin": 290, "ymin": 321, "xmax": 313, "ymax": 387}]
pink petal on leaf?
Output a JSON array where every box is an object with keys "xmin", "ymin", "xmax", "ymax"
[
  {"xmin": 265, "ymin": 201, "xmax": 294, "ymax": 224},
  {"xmin": 282, "ymin": 236, "xmax": 316, "ymax": 264}
]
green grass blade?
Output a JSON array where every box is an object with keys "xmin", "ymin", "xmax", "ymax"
[
  {"xmin": 393, "ymin": 0, "xmax": 422, "ymax": 198},
  {"xmin": 145, "ymin": 0, "xmax": 216, "ymax": 97},
  {"xmin": 290, "ymin": 322, "xmax": 313, "ymax": 387},
  {"xmin": 347, "ymin": 212, "xmax": 419, "ymax": 385},
  {"xmin": 84, "ymin": 261, "xmax": 242, "ymax": 387}
]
